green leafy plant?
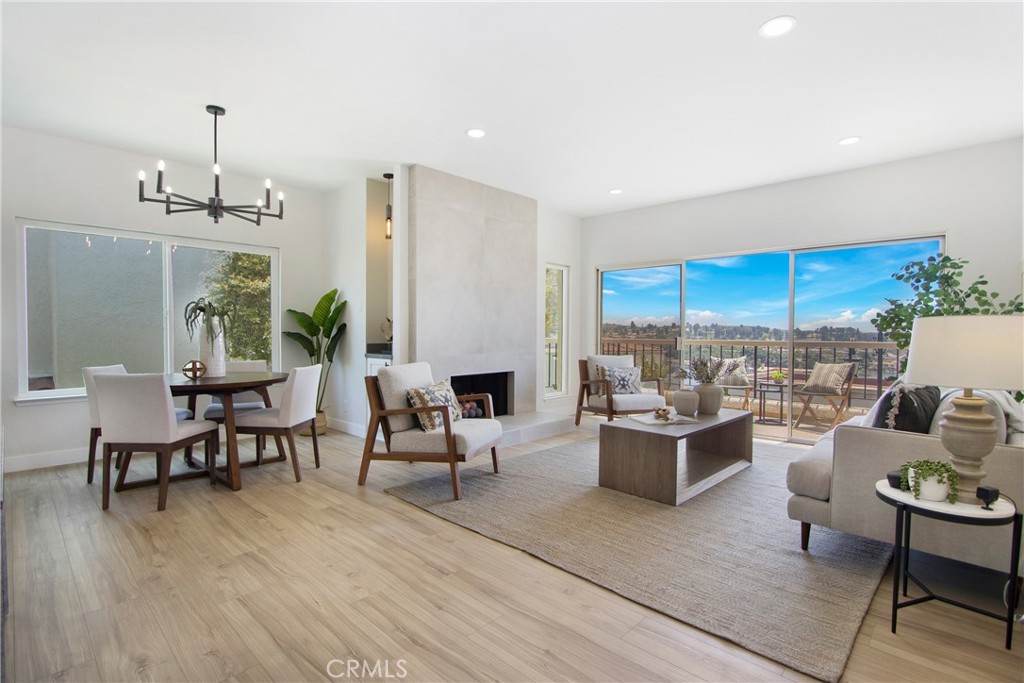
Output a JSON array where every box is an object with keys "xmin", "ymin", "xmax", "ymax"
[
  {"xmin": 899, "ymin": 459, "xmax": 960, "ymax": 504},
  {"xmin": 769, "ymin": 370, "xmax": 787, "ymax": 383},
  {"xmin": 284, "ymin": 288, "xmax": 347, "ymax": 413},
  {"xmin": 184, "ymin": 296, "xmax": 231, "ymax": 344},
  {"xmin": 871, "ymin": 254, "xmax": 1023, "ymax": 350},
  {"xmin": 679, "ymin": 357, "xmax": 742, "ymax": 384}
]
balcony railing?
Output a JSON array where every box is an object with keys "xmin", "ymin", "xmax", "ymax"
[{"xmin": 600, "ymin": 337, "xmax": 902, "ymax": 403}]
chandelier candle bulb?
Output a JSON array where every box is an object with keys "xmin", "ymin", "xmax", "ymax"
[{"xmin": 157, "ymin": 160, "xmax": 165, "ymax": 191}]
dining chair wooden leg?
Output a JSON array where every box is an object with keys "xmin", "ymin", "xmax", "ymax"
[
  {"xmin": 183, "ymin": 444, "xmax": 195, "ymax": 468},
  {"xmin": 87, "ymin": 427, "xmax": 101, "ymax": 484},
  {"xmin": 310, "ymin": 420, "xmax": 321, "ymax": 468},
  {"xmin": 273, "ymin": 435, "xmax": 286, "ymax": 460},
  {"xmin": 491, "ymin": 446, "xmax": 499, "ymax": 473},
  {"xmin": 156, "ymin": 448, "xmax": 173, "ymax": 511},
  {"xmin": 102, "ymin": 444, "xmax": 112, "ymax": 510},
  {"xmin": 207, "ymin": 435, "xmax": 217, "ymax": 485},
  {"xmin": 285, "ymin": 431, "xmax": 302, "ymax": 483},
  {"xmin": 114, "ymin": 452, "xmax": 133, "ymax": 492},
  {"xmin": 255, "ymin": 435, "xmax": 264, "ymax": 467}
]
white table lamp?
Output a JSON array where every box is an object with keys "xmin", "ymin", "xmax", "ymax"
[{"xmin": 903, "ymin": 315, "xmax": 1024, "ymax": 504}]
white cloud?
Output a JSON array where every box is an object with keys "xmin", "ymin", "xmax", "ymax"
[
  {"xmin": 802, "ymin": 261, "xmax": 834, "ymax": 273},
  {"xmin": 602, "ymin": 289, "xmax": 617, "ymax": 295},
  {"xmin": 604, "ymin": 315, "xmax": 680, "ymax": 327},
  {"xmin": 701, "ymin": 256, "xmax": 745, "ymax": 268},
  {"xmin": 686, "ymin": 309, "xmax": 724, "ymax": 323},
  {"xmin": 798, "ymin": 308, "xmax": 881, "ymax": 331}
]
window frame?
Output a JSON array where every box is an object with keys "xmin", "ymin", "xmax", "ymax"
[
  {"xmin": 15, "ymin": 217, "xmax": 280, "ymax": 404},
  {"xmin": 544, "ymin": 263, "xmax": 570, "ymax": 398}
]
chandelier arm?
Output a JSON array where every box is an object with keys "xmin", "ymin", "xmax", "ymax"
[
  {"xmin": 221, "ymin": 209, "xmax": 260, "ymax": 225},
  {"xmin": 139, "ymin": 194, "xmax": 205, "ymax": 209},
  {"xmin": 167, "ymin": 206, "xmax": 212, "ymax": 215}
]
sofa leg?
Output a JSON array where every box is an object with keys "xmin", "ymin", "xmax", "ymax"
[{"xmin": 800, "ymin": 522, "xmax": 810, "ymax": 550}]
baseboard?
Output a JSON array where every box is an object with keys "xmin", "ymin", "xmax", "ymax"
[
  {"xmin": 327, "ymin": 416, "xmax": 369, "ymax": 439},
  {"xmin": 5, "ymin": 447, "xmax": 87, "ymax": 472}
]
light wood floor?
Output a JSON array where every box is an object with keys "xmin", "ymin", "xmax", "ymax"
[{"xmin": 4, "ymin": 426, "xmax": 1022, "ymax": 682}]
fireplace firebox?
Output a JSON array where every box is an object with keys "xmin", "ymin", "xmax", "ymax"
[{"xmin": 450, "ymin": 371, "xmax": 513, "ymax": 417}]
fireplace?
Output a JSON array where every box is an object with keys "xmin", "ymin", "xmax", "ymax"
[{"xmin": 450, "ymin": 371, "xmax": 513, "ymax": 417}]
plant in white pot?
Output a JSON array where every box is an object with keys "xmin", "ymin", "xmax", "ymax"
[
  {"xmin": 284, "ymin": 288, "xmax": 347, "ymax": 435},
  {"xmin": 184, "ymin": 297, "xmax": 231, "ymax": 377},
  {"xmin": 899, "ymin": 459, "xmax": 960, "ymax": 504},
  {"xmin": 680, "ymin": 357, "xmax": 742, "ymax": 415}
]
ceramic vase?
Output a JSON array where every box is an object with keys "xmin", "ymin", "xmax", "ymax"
[
  {"xmin": 909, "ymin": 468, "xmax": 950, "ymax": 502},
  {"xmin": 199, "ymin": 319, "xmax": 227, "ymax": 378},
  {"xmin": 672, "ymin": 389, "xmax": 700, "ymax": 416},
  {"xmin": 694, "ymin": 382, "xmax": 724, "ymax": 415}
]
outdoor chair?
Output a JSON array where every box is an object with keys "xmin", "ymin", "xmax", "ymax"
[
  {"xmin": 793, "ymin": 362, "xmax": 857, "ymax": 429},
  {"xmin": 83, "ymin": 364, "xmax": 192, "ymax": 484},
  {"xmin": 234, "ymin": 364, "xmax": 321, "ymax": 482},
  {"xmin": 93, "ymin": 373, "xmax": 218, "ymax": 511},
  {"xmin": 574, "ymin": 355, "xmax": 665, "ymax": 425},
  {"xmin": 359, "ymin": 362, "xmax": 501, "ymax": 500}
]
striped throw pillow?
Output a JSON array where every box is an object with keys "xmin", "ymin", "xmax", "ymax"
[{"xmin": 801, "ymin": 362, "xmax": 854, "ymax": 395}]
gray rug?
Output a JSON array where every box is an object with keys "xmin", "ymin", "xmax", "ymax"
[{"xmin": 386, "ymin": 439, "xmax": 892, "ymax": 683}]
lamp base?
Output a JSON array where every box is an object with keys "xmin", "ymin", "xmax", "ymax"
[{"xmin": 939, "ymin": 391, "xmax": 997, "ymax": 505}]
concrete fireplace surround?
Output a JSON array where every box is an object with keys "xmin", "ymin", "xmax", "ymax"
[{"xmin": 407, "ymin": 165, "xmax": 539, "ymax": 416}]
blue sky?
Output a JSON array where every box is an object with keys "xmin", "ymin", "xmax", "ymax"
[{"xmin": 601, "ymin": 239, "xmax": 942, "ymax": 331}]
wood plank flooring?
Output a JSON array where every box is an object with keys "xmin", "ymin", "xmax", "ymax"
[{"xmin": 4, "ymin": 426, "xmax": 1022, "ymax": 682}]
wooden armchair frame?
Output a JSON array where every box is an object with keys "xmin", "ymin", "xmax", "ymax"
[
  {"xmin": 358, "ymin": 375, "xmax": 500, "ymax": 500},
  {"xmin": 574, "ymin": 359, "xmax": 665, "ymax": 425},
  {"xmin": 793, "ymin": 364, "xmax": 858, "ymax": 429}
]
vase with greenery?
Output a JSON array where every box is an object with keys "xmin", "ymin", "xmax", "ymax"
[
  {"xmin": 284, "ymin": 288, "xmax": 347, "ymax": 433},
  {"xmin": 184, "ymin": 297, "xmax": 231, "ymax": 377},
  {"xmin": 679, "ymin": 357, "xmax": 742, "ymax": 415},
  {"xmin": 899, "ymin": 458, "xmax": 960, "ymax": 504},
  {"xmin": 871, "ymin": 254, "xmax": 1023, "ymax": 396}
]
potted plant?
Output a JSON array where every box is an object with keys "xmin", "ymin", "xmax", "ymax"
[
  {"xmin": 679, "ymin": 357, "xmax": 742, "ymax": 415},
  {"xmin": 184, "ymin": 296, "xmax": 231, "ymax": 377},
  {"xmin": 284, "ymin": 288, "xmax": 347, "ymax": 435},
  {"xmin": 899, "ymin": 459, "xmax": 960, "ymax": 504},
  {"xmin": 769, "ymin": 370, "xmax": 787, "ymax": 384}
]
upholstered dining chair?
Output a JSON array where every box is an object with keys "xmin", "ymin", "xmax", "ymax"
[
  {"xmin": 233, "ymin": 364, "xmax": 321, "ymax": 482},
  {"xmin": 574, "ymin": 355, "xmax": 665, "ymax": 425},
  {"xmin": 201, "ymin": 359, "xmax": 275, "ymax": 463},
  {"xmin": 93, "ymin": 373, "xmax": 218, "ymax": 511},
  {"xmin": 359, "ymin": 362, "xmax": 502, "ymax": 500},
  {"xmin": 83, "ymin": 364, "xmax": 193, "ymax": 484},
  {"xmin": 793, "ymin": 362, "xmax": 858, "ymax": 429}
]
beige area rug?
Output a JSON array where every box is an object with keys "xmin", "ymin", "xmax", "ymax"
[{"xmin": 386, "ymin": 439, "xmax": 892, "ymax": 683}]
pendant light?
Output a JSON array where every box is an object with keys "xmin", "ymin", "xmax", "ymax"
[{"xmin": 383, "ymin": 173, "xmax": 393, "ymax": 239}]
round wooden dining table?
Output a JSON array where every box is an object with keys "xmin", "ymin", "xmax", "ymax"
[{"xmin": 168, "ymin": 371, "xmax": 289, "ymax": 490}]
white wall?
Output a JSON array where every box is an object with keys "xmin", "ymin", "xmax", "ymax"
[
  {"xmin": 581, "ymin": 138, "xmax": 1024, "ymax": 352},
  {"xmin": 536, "ymin": 204, "xmax": 583, "ymax": 415},
  {"xmin": 1, "ymin": 127, "xmax": 329, "ymax": 471}
]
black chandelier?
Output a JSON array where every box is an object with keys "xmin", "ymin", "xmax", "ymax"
[{"xmin": 137, "ymin": 105, "xmax": 284, "ymax": 225}]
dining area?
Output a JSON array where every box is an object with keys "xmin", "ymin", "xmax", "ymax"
[{"xmin": 82, "ymin": 361, "xmax": 322, "ymax": 511}]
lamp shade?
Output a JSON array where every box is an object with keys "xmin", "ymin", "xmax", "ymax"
[{"xmin": 903, "ymin": 315, "xmax": 1024, "ymax": 390}]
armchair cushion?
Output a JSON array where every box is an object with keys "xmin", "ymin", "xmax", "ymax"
[
  {"xmin": 586, "ymin": 354, "xmax": 634, "ymax": 396},
  {"xmin": 598, "ymin": 366, "xmax": 642, "ymax": 394},
  {"xmin": 800, "ymin": 362, "xmax": 855, "ymax": 395},
  {"xmin": 377, "ymin": 362, "xmax": 435, "ymax": 433},
  {"xmin": 390, "ymin": 418, "xmax": 502, "ymax": 455},
  {"xmin": 587, "ymin": 392, "xmax": 665, "ymax": 411},
  {"xmin": 407, "ymin": 379, "xmax": 463, "ymax": 431}
]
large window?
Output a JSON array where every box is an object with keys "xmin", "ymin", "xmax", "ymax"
[
  {"xmin": 544, "ymin": 265, "xmax": 568, "ymax": 395},
  {"xmin": 20, "ymin": 221, "xmax": 278, "ymax": 397}
]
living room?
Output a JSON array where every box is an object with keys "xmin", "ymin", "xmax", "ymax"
[{"xmin": 2, "ymin": 2, "xmax": 1022, "ymax": 682}]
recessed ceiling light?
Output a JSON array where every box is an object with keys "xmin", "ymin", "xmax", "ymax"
[
  {"xmin": 608, "ymin": 189, "xmax": 624, "ymax": 195},
  {"xmin": 466, "ymin": 128, "xmax": 486, "ymax": 139},
  {"xmin": 838, "ymin": 136, "xmax": 862, "ymax": 146},
  {"xmin": 758, "ymin": 16, "xmax": 796, "ymax": 38}
]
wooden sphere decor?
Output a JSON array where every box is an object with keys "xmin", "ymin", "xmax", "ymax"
[{"xmin": 182, "ymin": 359, "xmax": 207, "ymax": 379}]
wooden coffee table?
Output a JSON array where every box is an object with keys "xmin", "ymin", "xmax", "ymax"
[{"xmin": 598, "ymin": 408, "xmax": 753, "ymax": 505}]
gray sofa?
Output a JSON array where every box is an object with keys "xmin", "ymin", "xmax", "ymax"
[{"xmin": 787, "ymin": 411, "xmax": 1024, "ymax": 573}]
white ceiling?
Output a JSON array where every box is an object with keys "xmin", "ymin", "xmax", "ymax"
[{"xmin": 2, "ymin": 2, "xmax": 1021, "ymax": 219}]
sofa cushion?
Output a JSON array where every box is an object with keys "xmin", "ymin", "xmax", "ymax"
[
  {"xmin": 599, "ymin": 365, "xmax": 642, "ymax": 394},
  {"xmin": 870, "ymin": 384, "xmax": 941, "ymax": 433},
  {"xmin": 786, "ymin": 435, "xmax": 835, "ymax": 501},
  {"xmin": 801, "ymin": 362, "xmax": 855, "ymax": 395},
  {"xmin": 407, "ymin": 379, "xmax": 462, "ymax": 431}
]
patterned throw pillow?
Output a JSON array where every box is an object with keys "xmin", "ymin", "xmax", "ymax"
[
  {"xmin": 407, "ymin": 379, "xmax": 462, "ymax": 431},
  {"xmin": 598, "ymin": 365, "xmax": 642, "ymax": 394},
  {"xmin": 871, "ymin": 384, "xmax": 941, "ymax": 433},
  {"xmin": 801, "ymin": 362, "xmax": 855, "ymax": 395}
]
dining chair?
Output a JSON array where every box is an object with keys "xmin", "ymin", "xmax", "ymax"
[
  {"xmin": 233, "ymin": 364, "xmax": 321, "ymax": 482},
  {"xmin": 201, "ymin": 359, "xmax": 275, "ymax": 462},
  {"xmin": 83, "ymin": 364, "xmax": 193, "ymax": 484},
  {"xmin": 93, "ymin": 373, "xmax": 218, "ymax": 511}
]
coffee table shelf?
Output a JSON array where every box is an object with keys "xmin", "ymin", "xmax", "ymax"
[{"xmin": 598, "ymin": 408, "xmax": 753, "ymax": 505}]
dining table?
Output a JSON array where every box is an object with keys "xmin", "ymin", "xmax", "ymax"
[{"xmin": 168, "ymin": 371, "xmax": 289, "ymax": 491}]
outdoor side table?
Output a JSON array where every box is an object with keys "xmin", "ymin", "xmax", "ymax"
[
  {"xmin": 755, "ymin": 381, "xmax": 788, "ymax": 425},
  {"xmin": 875, "ymin": 480, "xmax": 1022, "ymax": 649}
]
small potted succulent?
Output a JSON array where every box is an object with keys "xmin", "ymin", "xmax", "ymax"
[
  {"xmin": 769, "ymin": 370, "xmax": 787, "ymax": 384},
  {"xmin": 899, "ymin": 459, "xmax": 960, "ymax": 504}
]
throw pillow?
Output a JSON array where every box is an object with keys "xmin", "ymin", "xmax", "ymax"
[
  {"xmin": 598, "ymin": 365, "xmax": 642, "ymax": 394},
  {"xmin": 587, "ymin": 355, "xmax": 633, "ymax": 396},
  {"xmin": 801, "ymin": 362, "xmax": 855, "ymax": 395},
  {"xmin": 407, "ymin": 379, "xmax": 462, "ymax": 431},
  {"xmin": 714, "ymin": 358, "xmax": 750, "ymax": 387},
  {"xmin": 871, "ymin": 384, "xmax": 941, "ymax": 433}
]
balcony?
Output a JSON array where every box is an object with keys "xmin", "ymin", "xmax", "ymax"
[{"xmin": 599, "ymin": 337, "xmax": 902, "ymax": 441}]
